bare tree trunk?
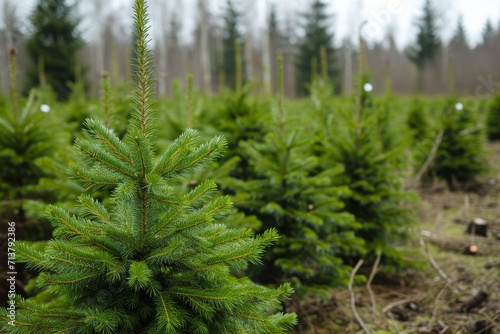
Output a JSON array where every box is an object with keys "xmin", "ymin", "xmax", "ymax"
[
  {"xmin": 110, "ymin": 42, "xmax": 119, "ymax": 86},
  {"xmin": 89, "ymin": 0, "xmax": 105, "ymax": 97},
  {"xmin": 262, "ymin": 27, "xmax": 272, "ymax": 96},
  {"xmin": 157, "ymin": 0, "xmax": 169, "ymax": 97},
  {"xmin": 95, "ymin": 0, "xmax": 105, "ymax": 75},
  {"xmin": 244, "ymin": 0, "xmax": 254, "ymax": 84},
  {"xmin": 168, "ymin": 6, "xmax": 182, "ymax": 91},
  {"xmin": 343, "ymin": 40, "xmax": 353, "ymax": 95},
  {"xmin": 2, "ymin": 1, "xmax": 12, "ymax": 46},
  {"xmin": 198, "ymin": 0, "xmax": 211, "ymax": 95},
  {"xmin": 0, "ymin": 32, "xmax": 6, "ymax": 95},
  {"xmin": 270, "ymin": 29, "xmax": 278, "ymax": 94},
  {"xmin": 1, "ymin": 0, "xmax": 15, "ymax": 95},
  {"xmin": 283, "ymin": 16, "xmax": 297, "ymax": 98},
  {"xmin": 213, "ymin": 26, "xmax": 224, "ymax": 93}
]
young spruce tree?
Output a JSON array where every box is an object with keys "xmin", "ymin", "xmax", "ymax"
[
  {"xmin": 214, "ymin": 86, "xmax": 271, "ymax": 182},
  {"xmin": 25, "ymin": 0, "xmax": 84, "ymax": 100},
  {"xmin": 432, "ymin": 99, "xmax": 487, "ymax": 190},
  {"xmin": 227, "ymin": 57, "xmax": 360, "ymax": 295},
  {"xmin": 320, "ymin": 72, "xmax": 417, "ymax": 268},
  {"xmin": 1, "ymin": 1, "xmax": 296, "ymax": 333},
  {"xmin": 0, "ymin": 49, "xmax": 57, "ymax": 219},
  {"xmin": 0, "ymin": 48, "xmax": 64, "ymax": 308}
]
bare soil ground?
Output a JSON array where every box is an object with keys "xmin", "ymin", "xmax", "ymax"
[{"xmin": 290, "ymin": 142, "xmax": 500, "ymax": 333}]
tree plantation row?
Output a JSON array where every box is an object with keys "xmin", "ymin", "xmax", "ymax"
[{"xmin": 2, "ymin": 58, "xmax": 500, "ymax": 333}]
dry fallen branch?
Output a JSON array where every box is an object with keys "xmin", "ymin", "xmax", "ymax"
[
  {"xmin": 349, "ymin": 259, "xmax": 372, "ymax": 334},
  {"xmin": 382, "ymin": 297, "xmax": 417, "ymax": 314},
  {"xmin": 366, "ymin": 251, "xmax": 381, "ymax": 316},
  {"xmin": 419, "ymin": 237, "xmax": 456, "ymax": 288},
  {"xmin": 429, "ymin": 282, "xmax": 448, "ymax": 325}
]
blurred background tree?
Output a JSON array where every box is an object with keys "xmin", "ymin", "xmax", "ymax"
[
  {"xmin": 25, "ymin": 0, "xmax": 84, "ymax": 100},
  {"xmin": 295, "ymin": 0, "xmax": 337, "ymax": 96},
  {"xmin": 406, "ymin": 0, "xmax": 441, "ymax": 93},
  {"xmin": 221, "ymin": 0, "xmax": 242, "ymax": 90}
]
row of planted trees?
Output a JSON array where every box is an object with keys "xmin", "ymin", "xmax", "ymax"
[{"xmin": 1, "ymin": 1, "xmax": 499, "ymax": 332}]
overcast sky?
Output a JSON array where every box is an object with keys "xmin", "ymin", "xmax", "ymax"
[{"xmin": 9, "ymin": 0, "xmax": 500, "ymax": 49}]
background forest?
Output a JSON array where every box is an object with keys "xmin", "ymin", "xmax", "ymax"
[{"xmin": 0, "ymin": 0, "xmax": 499, "ymax": 98}]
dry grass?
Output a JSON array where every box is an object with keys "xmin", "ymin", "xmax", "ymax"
[{"xmin": 289, "ymin": 142, "xmax": 500, "ymax": 334}]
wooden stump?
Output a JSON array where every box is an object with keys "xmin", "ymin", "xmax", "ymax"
[{"xmin": 466, "ymin": 218, "xmax": 488, "ymax": 237}]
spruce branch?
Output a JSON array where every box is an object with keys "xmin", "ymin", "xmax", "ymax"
[
  {"xmin": 277, "ymin": 53, "xmax": 285, "ymax": 136},
  {"xmin": 77, "ymin": 194, "xmax": 112, "ymax": 223},
  {"xmin": 15, "ymin": 242, "xmax": 47, "ymax": 271},
  {"xmin": 186, "ymin": 73, "xmax": 194, "ymax": 129},
  {"xmin": 100, "ymin": 71, "xmax": 113, "ymax": 129},
  {"xmin": 74, "ymin": 138, "xmax": 136, "ymax": 178},
  {"xmin": 130, "ymin": 0, "xmax": 156, "ymax": 138},
  {"xmin": 153, "ymin": 129, "xmax": 200, "ymax": 176},
  {"xmin": 83, "ymin": 118, "xmax": 134, "ymax": 168},
  {"xmin": 69, "ymin": 161, "xmax": 123, "ymax": 191}
]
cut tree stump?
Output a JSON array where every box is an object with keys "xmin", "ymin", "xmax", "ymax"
[
  {"xmin": 463, "ymin": 244, "xmax": 478, "ymax": 255},
  {"xmin": 466, "ymin": 218, "xmax": 488, "ymax": 237}
]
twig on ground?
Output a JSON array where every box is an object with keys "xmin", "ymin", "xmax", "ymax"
[
  {"xmin": 419, "ymin": 237, "xmax": 463, "ymax": 292},
  {"xmin": 429, "ymin": 282, "xmax": 447, "ymax": 325},
  {"xmin": 366, "ymin": 251, "xmax": 381, "ymax": 317},
  {"xmin": 438, "ymin": 325, "xmax": 450, "ymax": 334},
  {"xmin": 349, "ymin": 259, "xmax": 371, "ymax": 334},
  {"xmin": 382, "ymin": 297, "xmax": 419, "ymax": 314}
]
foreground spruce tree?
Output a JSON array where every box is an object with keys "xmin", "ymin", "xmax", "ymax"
[{"xmin": 1, "ymin": 1, "xmax": 296, "ymax": 332}]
